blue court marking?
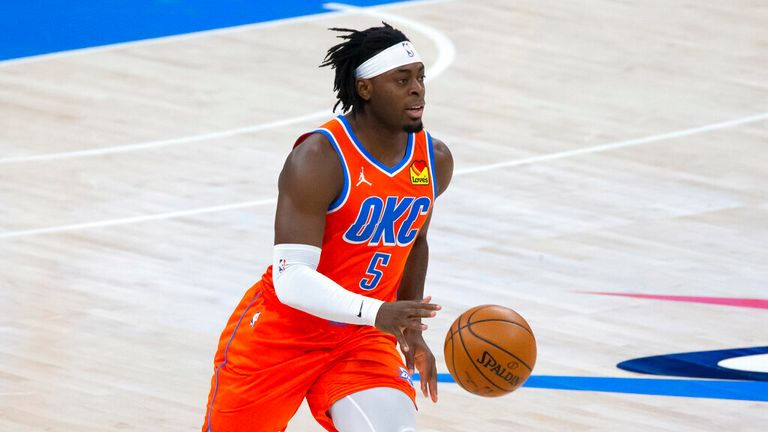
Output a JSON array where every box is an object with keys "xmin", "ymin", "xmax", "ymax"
[
  {"xmin": 618, "ymin": 346, "xmax": 768, "ymax": 381},
  {"xmin": 0, "ymin": 0, "xmax": 419, "ymax": 61},
  {"xmin": 412, "ymin": 373, "xmax": 768, "ymax": 402}
]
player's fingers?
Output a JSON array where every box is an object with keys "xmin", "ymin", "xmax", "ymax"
[
  {"xmin": 420, "ymin": 360, "xmax": 431, "ymax": 397},
  {"xmin": 405, "ymin": 351, "xmax": 415, "ymax": 376},
  {"xmin": 405, "ymin": 319, "xmax": 428, "ymax": 331},
  {"xmin": 422, "ymin": 296, "xmax": 442, "ymax": 311},
  {"xmin": 414, "ymin": 301, "xmax": 441, "ymax": 310},
  {"xmin": 421, "ymin": 365, "xmax": 438, "ymax": 402},
  {"xmin": 402, "ymin": 298, "xmax": 440, "ymax": 310},
  {"xmin": 407, "ymin": 303, "xmax": 441, "ymax": 316},
  {"xmin": 416, "ymin": 309, "xmax": 438, "ymax": 318},
  {"xmin": 405, "ymin": 311, "xmax": 436, "ymax": 322},
  {"xmin": 395, "ymin": 329, "xmax": 409, "ymax": 353},
  {"xmin": 428, "ymin": 363, "xmax": 439, "ymax": 403}
]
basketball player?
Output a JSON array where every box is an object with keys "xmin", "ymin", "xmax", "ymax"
[{"xmin": 203, "ymin": 23, "xmax": 453, "ymax": 432}]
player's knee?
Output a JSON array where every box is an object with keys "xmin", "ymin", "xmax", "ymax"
[{"xmin": 330, "ymin": 387, "xmax": 416, "ymax": 432}]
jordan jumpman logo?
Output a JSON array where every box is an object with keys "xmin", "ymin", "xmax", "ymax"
[{"xmin": 356, "ymin": 167, "xmax": 372, "ymax": 187}]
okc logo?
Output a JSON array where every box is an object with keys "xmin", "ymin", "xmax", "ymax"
[
  {"xmin": 343, "ymin": 196, "xmax": 431, "ymax": 246},
  {"xmin": 409, "ymin": 160, "xmax": 429, "ymax": 185}
]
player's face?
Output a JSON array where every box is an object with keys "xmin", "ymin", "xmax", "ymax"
[{"xmin": 369, "ymin": 62, "xmax": 426, "ymax": 133}]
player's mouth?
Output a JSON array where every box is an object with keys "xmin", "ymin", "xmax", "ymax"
[{"xmin": 406, "ymin": 104, "xmax": 424, "ymax": 120}]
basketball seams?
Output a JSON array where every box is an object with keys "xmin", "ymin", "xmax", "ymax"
[
  {"xmin": 467, "ymin": 305, "xmax": 534, "ymax": 335},
  {"xmin": 465, "ymin": 322, "xmax": 534, "ymax": 372},
  {"xmin": 447, "ymin": 325, "xmax": 467, "ymax": 391},
  {"xmin": 467, "ymin": 305, "xmax": 492, "ymax": 324},
  {"xmin": 448, "ymin": 310, "xmax": 468, "ymax": 391},
  {"xmin": 450, "ymin": 318, "xmax": 533, "ymax": 337},
  {"xmin": 455, "ymin": 311, "xmax": 511, "ymax": 394}
]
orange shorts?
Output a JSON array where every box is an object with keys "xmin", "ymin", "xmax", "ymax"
[{"xmin": 202, "ymin": 279, "xmax": 416, "ymax": 432}]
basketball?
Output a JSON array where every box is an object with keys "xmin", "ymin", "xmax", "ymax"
[{"xmin": 443, "ymin": 305, "xmax": 537, "ymax": 397}]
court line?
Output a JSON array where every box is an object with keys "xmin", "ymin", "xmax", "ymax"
[
  {"xmin": 582, "ymin": 292, "xmax": 768, "ymax": 309},
  {"xmin": 1, "ymin": 112, "xmax": 766, "ymax": 240},
  {"xmin": 414, "ymin": 373, "xmax": 768, "ymax": 402},
  {"xmin": 0, "ymin": 1, "xmax": 455, "ymax": 165},
  {"xmin": 0, "ymin": 0, "xmax": 454, "ymax": 68},
  {"xmin": 0, "ymin": 199, "xmax": 278, "ymax": 239},
  {"xmin": 0, "ymin": 112, "xmax": 331, "ymax": 164},
  {"xmin": 453, "ymin": 112, "xmax": 768, "ymax": 175}
]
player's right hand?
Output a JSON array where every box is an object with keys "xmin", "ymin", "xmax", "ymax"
[{"xmin": 375, "ymin": 296, "xmax": 441, "ymax": 352}]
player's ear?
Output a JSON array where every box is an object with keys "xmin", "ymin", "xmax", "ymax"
[{"xmin": 356, "ymin": 78, "xmax": 372, "ymax": 101}]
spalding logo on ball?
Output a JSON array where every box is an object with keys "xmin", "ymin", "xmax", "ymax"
[{"xmin": 444, "ymin": 305, "xmax": 537, "ymax": 397}]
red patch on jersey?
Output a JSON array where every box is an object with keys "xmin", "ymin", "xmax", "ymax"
[
  {"xmin": 409, "ymin": 160, "xmax": 430, "ymax": 185},
  {"xmin": 411, "ymin": 160, "xmax": 427, "ymax": 174}
]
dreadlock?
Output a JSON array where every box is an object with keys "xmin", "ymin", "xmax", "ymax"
[{"xmin": 320, "ymin": 22, "xmax": 409, "ymax": 114}]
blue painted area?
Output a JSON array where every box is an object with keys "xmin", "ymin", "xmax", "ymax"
[
  {"xmin": 617, "ymin": 346, "xmax": 768, "ymax": 381},
  {"xmin": 0, "ymin": 0, "xmax": 418, "ymax": 61},
  {"xmin": 413, "ymin": 373, "xmax": 768, "ymax": 402}
]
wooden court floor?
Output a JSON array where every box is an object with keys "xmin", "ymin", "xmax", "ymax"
[{"xmin": 1, "ymin": 0, "xmax": 766, "ymax": 430}]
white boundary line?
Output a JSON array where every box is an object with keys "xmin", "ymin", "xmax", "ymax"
[
  {"xmin": 454, "ymin": 112, "xmax": 768, "ymax": 175},
  {"xmin": 1, "ymin": 112, "xmax": 766, "ymax": 240},
  {"xmin": 0, "ymin": 111, "xmax": 331, "ymax": 164},
  {"xmin": 0, "ymin": 199, "xmax": 278, "ymax": 239},
  {"xmin": 0, "ymin": 1, "xmax": 455, "ymax": 165},
  {"xmin": 0, "ymin": 0, "xmax": 454, "ymax": 68}
]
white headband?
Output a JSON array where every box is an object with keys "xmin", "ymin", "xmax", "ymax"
[{"xmin": 354, "ymin": 41, "xmax": 423, "ymax": 79}]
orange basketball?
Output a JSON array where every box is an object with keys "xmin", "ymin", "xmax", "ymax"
[{"xmin": 443, "ymin": 305, "xmax": 537, "ymax": 397}]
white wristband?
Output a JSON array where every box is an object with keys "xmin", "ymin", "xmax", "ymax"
[{"xmin": 273, "ymin": 244, "xmax": 384, "ymax": 326}]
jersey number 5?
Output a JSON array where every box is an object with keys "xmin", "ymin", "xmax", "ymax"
[{"xmin": 360, "ymin": 252, "xmax": 391, "ymax": 290}]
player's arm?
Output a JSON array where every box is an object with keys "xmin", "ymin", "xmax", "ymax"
[
  {"xmin": 273, "ymin": 133, "xmax": 340, "ymax": 247},
  {"xmin": 397, "ymin": 137, "xmax": 453, "ymax": 302},
  {"xmin": 396, "ymin": 137, "xmax": 453, "ymax": 403},
  {"xmin": 272, "ymin": 133, "xmax": 439, "ymax": 335},
  {"xmin": 397, "ymin": 137, "xmax": 453, "ymax": 303}
]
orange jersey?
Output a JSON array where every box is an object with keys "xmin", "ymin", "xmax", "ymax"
[
  {"xmin": 312, "ymin": 115, "xmax": 436, "ymax": 301},
  {"xmin": 263, "ymin": 115, "xmax": 437, "ymax": 309}
]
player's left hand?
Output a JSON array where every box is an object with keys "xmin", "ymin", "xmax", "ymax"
[{"xmin": 403, "ymin": 329, "xmax": 438, "ymax": 403}]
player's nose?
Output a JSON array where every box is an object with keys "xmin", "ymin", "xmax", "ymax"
[{"xmin": 409, "ymin": 79, "xmax": 424, "ymax": 95}]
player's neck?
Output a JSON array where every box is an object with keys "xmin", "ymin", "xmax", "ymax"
[{"xmin": 345, "ymin": 112, "xmax": 408, "ymax": 168}]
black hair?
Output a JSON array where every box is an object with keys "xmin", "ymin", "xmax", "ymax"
[{"xmin": 320, "ymin": 22, "xmax": 409, "ymax": 114}]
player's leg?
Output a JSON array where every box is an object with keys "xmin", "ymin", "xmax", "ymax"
[
  {"xmin": 203, "ymin": 363, "xmax": 306, "ymax": 432},
  {"xmin": 202, "ymin": 282, "xmax": 317, "ymax": 431},
  {"xmin": 329, "ymin": 387, "xmax": 416, "ymax": 432},
  {"xmin": 307, "ymin": 327, "xmax": 418, "ymax": 431}
]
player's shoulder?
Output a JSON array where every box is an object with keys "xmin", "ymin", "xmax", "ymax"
[
  {"xmin": 286, "ymin": 131, "xmax": 342, "ymax": 174},
  {"xmin": 428, "ymin": 135, "xmax": 453, "ymax": 196},
  {"xmin": 279, "ymin": 131, "xmax": 343, "ymax": 195},
  {"xmin": 292, "ymin": 131, "xmax": 336, "ymax": 159},
  {"xmin": 430, "ymin": 136, "xmax": 451, "ymax": 159}
]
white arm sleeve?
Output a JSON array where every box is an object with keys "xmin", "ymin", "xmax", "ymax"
[{"xmin": 272, "ymin": 243, "xmax": 384, "ymax": 326}]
